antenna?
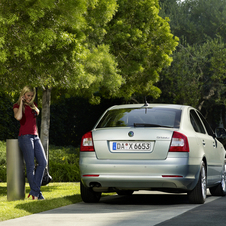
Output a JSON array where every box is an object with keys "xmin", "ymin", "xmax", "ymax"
[{"xmin": 144, "ymin": 96, "xmax": 148, "ymax": 106}]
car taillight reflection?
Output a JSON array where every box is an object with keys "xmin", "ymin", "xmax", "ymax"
[
  {"xmin": 169, "ymin": 131, "xmax": 189, "ymax": 152},
  {"xmin": 80, "ymin": 131, "xmax": 95, "ymax": 152}
]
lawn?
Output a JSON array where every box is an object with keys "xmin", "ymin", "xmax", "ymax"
[
  {"xmin": 0, "ymin": 182, "xmax": 82, "ymax": 222},
  {"xmin": 0, "ymin": 141, "xmax": 83, "ymax": 221},
  {"xmin": 0, "ymin": 142, "xmax": 114, "ymax": 222}
]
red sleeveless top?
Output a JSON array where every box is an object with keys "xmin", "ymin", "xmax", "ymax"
[{"xmin": 13, "ymin": 103, "xmax": 38, "ymax": 136}]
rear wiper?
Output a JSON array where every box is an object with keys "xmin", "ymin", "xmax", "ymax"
[{"xmin": 134, "ymin": 123, "xmax": 173, "ymax": 128}]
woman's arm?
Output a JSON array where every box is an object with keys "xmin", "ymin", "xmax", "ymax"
[
  {"xmin": 33, "ymin": 104, "xmax": 40, "ymax": 116},
  {"xmin": 13, "ymin": 97, "xmax": 24, "ymax": 121}
]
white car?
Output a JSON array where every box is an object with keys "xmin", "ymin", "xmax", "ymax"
[{"xmin": 79, "ymin": 103, "xmax": 226, "ymax": 204}]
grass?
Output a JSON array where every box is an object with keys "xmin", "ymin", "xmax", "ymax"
[
  {"xmin": 0, "ymin": 142, "xmax": 114, "ymax": 222},
  {"xmin": 0, "ymin": 141, "xmax": 83, "ymax": 222},
  {"xmin": 0, "ymin": 182, "xmax": 83, "ymax": 222},
  {"xmin": 0, "ymin": 142, "xmax": 84, "ymax": 222}
]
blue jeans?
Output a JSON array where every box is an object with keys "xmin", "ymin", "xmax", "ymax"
[{"xmin": 18, "ymin": 135, "xmax": 47, "ymax": 197}]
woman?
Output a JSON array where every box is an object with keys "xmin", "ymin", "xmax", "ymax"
[{"xmin": 13, "ymin": 86, "xmax": 47, "ymax": 200}]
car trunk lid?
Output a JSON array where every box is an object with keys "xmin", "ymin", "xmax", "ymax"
[{"xmin": 92, "ymin": 128, "xmax": 174, "ymax": 160}]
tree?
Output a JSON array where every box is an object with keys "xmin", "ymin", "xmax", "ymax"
[
  {"xmin": 0, "ymin": 0, "xmax": 122, "ymax": 174},
  {"xmin": 160, "ymin": 0, "xmax": 226, "ymax": 45},
  {"xmin": 158, "ymin": 0, "xmax": 226, "ymax": 117},
  {"xmin": 104, "ymin": 0, "xmax": 179, "ymax": 100},
  {"xmin": 0, "ymin": 0, "xmax": 179, "ymax": 175},
  {"xmin": 0, "ymin": 0, "xmax": 121, "ymax": 95},
  {"xmin": 158, "ymin": 39, "xmax": 226, "ymax": 110}
]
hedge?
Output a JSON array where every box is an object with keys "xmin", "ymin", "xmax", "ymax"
[
  {"xmin": 0, "ymin": 142, "xmax": 80, "ymax": 183},
  {"xmin": 0, "ymin": 91, "xmax": 123, "ymax": 147}
]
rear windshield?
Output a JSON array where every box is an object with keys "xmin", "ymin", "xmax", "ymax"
[{"xmin": 96, "ymin": 107, "xmax": 181, "ymax": 128}]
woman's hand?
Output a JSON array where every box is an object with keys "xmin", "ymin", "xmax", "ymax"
[
  {"xmin": 33, "ymin": 106, "xmax": 40, "ymax": 116},
  {"xmin": 20, "ymin": 95, "xmax": 25, "ymax": 103}
]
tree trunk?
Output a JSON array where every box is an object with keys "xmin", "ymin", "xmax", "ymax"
[
  {"xmin": 40, "ymin": 87, "xmax": 51, "ymax": 171},
  {"xmin": 197, "ymin": 87, "xmax": 215, "ymax": 111}
]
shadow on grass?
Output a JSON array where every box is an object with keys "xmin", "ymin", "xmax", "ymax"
[
  {"xmin": 1, "ymin": 182, "xmax": 82, "ymax": 215},
  {"xmin": 0, "ymin": 184, "xmax": 65, "ymax": 197},
  {"xmin": 15, "ymin": 194, "xmax": 82, "ymax": 214},
  {"xmin": 0, "ymin": 182, "xmax": 77, "ymax": 192}
]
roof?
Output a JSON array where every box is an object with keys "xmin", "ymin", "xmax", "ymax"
[{"xmin": 107, "ymin": 103, "xmax": 190, "ymax": 111}]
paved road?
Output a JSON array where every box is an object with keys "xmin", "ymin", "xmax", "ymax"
[{"xmin": 1, "ymin": 191, "xmax": 226, "ymax": 226}]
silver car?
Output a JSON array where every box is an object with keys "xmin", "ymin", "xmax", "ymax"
[{"xmin": 79, "ymin": 103, "xmax": 226, "ymax": 204}]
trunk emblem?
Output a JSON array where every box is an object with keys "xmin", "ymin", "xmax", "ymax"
[{"xmin": 128, "ymin": 131, "xmax": 134, "ymax": 137}]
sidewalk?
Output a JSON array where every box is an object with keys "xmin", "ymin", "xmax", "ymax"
[{"xmin": 0, "ymin": 191, "xmax": 210, "ymax": 226}]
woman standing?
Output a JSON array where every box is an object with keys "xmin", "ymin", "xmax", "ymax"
[{"xmin": 13, "ymin": 86, "xmax": 47, "ymax": 200}]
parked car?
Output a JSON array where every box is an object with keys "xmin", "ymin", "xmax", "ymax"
[{"xmin": 79, "ymin": 103, "xmax": 226, "ymax": 204}]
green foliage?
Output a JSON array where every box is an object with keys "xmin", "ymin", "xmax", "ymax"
[
  {"xmin": 104, "ymin": 0, "xmax": 179, "ymax": 99},
  {"xmin": 0, "ymin": 141, "xmax": 80, "ymax": 182},
  {"xmin": 0, "ymin": 92, "xmax": 19, "ymax": 141},
  {"xmin": 210, "ymin": 44, "xmax": 226, "ymax": 86},
  {"xmin": 0, "ymin": 89, "xmax": 124, "ymax": 148},
  {"xmin": 0, "ymin": 0, "xmax": 179, "ymax": 150},
  {"xmin": 49, "ymin": 96, "xmax": 124, "ymax": 146},
  {"xmin": 160, "ymin": 0, "xmax": 226, "ymax": 45},
  {"xmin": 0, "ymin": 141, "xmax": 6, "ymax": 182},
  {"xmin": 85, "ymin": 0, "xmax": 118, "ymax": 44},
  {"xmin": 0, "ymin": 0, "xmax": 123, "ymax": 102},
  {"xmin": 71, "ymin": 44, "xmax": 123, "ymax": 103},
  {"xmin": 158, "ymin": 39, "xmax": 226, "ymax": 109},
  {"xmin": 158, "ymin": 0, "xmax": 226, "ymax": 115},
  {"xmin": 48, "ymin": 145, "xmax": 80, "ymax": 182}
]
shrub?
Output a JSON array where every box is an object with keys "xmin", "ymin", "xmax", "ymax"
[
  {"xmin": 0, "ymin": 165, "xmax": 6, "ymax": 182},
  {"xmin": 0, "ymin": 141, "xmax": 7, "ymax": 182},
  {"xmin": 0, "ymin": 142, "xmax": 80, "ymax": 182},
  {"xmin": 0, "ymin": 92, "xmax": 20, "ymax": 140},
  {"xmin": 49, "ymin": 96, "xmax": 124, "ymax": 147},
  {"xmin": 48, "ymin": 145, "xmax": 80, "ymax": 182}
]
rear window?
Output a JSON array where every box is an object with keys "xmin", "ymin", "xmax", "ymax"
[{"xmin": 96, "ymin": 107, "xmax": 181, "ymax": 128}]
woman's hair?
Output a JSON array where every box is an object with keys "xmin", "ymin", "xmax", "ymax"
[{"xmin": 16, "ymin": 86, "xmax": 36, "ymax": 112}]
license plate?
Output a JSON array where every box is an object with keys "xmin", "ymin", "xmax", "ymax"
[{"xmin": 111, "ymin": 141, "xmax": 153, "ymax": 152}]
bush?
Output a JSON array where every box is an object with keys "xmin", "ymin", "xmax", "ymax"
[
  {"xmin": 0, "ymin": 141, "xmax": 80, "ymax": 182},
  {"xmin": 48, "ymin": 145, "xmax": 80, "ymax": 182},
  {"xmin": 0, "ymin": 92, "xmax": 20, "ymax": 140},
  {"xmin": 0, "ymin": 165, "xmax": 6, "ymax": 182},
  {"xmin": 0, "ymin": 141, "xmax": 7, "ymax": 182},
  {"xmin": 49, "ymin": 96, "xmax": 124, "ymax": 147}
]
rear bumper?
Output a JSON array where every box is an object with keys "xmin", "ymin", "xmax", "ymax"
[{"xmin": 79, "ymin": 153, "xmax": 201, "ymax": 192}]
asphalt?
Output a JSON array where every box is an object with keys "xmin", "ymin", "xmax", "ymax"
[
  {"xmin": 156, "ymin": 195, "xmax": 226, "ymax": 226},
  {"xmin": 0, "ymin": 191, "xmax": 223, "ymax": 226}
]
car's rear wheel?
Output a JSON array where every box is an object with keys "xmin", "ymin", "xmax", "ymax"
[
  {"xmin": 80, "ymin": 181, "xmax": 102, "ymax": 203},
  {"xmin": 188, "ymin": 161, "xmax": 206, "ymax": 204},
  {"xmin": 209, "ymin": 162, "xmax": 226, "ymax": 196},
  {"xmin": 116, "ymin": 190, "xmax": 134, "ymax": 196}
]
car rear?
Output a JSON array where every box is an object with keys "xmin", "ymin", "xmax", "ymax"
[{"xmin": 79, "ymin": 104, "xmax": 200, "ymax": 193}]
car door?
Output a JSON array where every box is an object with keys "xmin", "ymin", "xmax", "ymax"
[
  {"xmin": 190, "ymin": 110, "xmax": 221, "ymax": 184},
  {"xmin": 196, "ymin": 111, "xmax": 223, "ymax": 181}
]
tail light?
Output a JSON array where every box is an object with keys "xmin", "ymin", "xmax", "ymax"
[
  {"xmin": 169, "ymin": 131, "xmax": 189, "ymax": 152},
  {"xmin": 80, "ymin": 131, "xmax": 95, "ymax": 152}
]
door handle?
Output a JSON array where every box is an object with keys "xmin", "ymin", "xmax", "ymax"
[{"xmin": 202, "ymin": 140, "xmax": 205, "ymax": 146}]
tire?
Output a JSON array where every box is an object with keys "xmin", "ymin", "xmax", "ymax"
[
  {"xmin": 209, "ymin": 163, "xmax": 226, "ymax": 196},
  {"xmin": 188, "ymin": 161, "xmax": 207, "ymax": 204},
  {"xmin": 80, "ymin": 181, "xmax": 102, "ymax": 203},
  {"xmin": 116, "ymin": 190, "xmax": 134, "ymax": 196}
]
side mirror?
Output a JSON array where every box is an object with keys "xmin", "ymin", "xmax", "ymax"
[{"xmin": 215, "ymin": 128, "xmax": 226, "ymax": 139}]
